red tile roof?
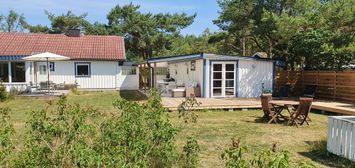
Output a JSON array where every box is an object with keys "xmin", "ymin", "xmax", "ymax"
[{"xmin": 0, "ymin": 32, "xmax": 125, "ymax": 60}]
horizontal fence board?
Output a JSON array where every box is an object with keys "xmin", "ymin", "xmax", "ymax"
[{"xmin": 275, "ymin": 70, "xmax": 355, "ymax": 102}]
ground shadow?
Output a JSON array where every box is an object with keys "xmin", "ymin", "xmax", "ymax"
[
  {"xmin": 242, "ymin": 115, "xmax": 289, "ymax": 125},
  {"xmin": 299, "ymin": 140, "xmax": 355, "ymax": 168},
  {"xmin": 118, "ymin": 90, "xmax": 148, "ymax": 101}
]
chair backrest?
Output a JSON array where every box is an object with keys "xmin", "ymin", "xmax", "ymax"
[
  {"xmin": 260, "ymin": 94, "xmax": 272, "ymax": 112},
  {"xmin": 303, "ymin": 85, "xmax": 317, "ymax": 97},
  {"xmin": 296, "ymin": 97, "xmax": 313, "ymax": 116},
  {"xmin": 279, "ymin": 84, "xmax": 291, "ymax": 97}
]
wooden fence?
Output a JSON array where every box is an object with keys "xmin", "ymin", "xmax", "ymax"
[{"xmin": 275, "ymin": 70, "xmax": 355, "ymax": 102}]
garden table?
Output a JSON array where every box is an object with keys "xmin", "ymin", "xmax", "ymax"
[{"xmin": 268, "ymin": 100, "xmax": 299, "ymax": 124}]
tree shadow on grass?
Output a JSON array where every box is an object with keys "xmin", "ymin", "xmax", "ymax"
[
  {"xmin": 299, "ymin": 140, "xmax": 355, "ymax": 168},
  {"xmin": 118, "ymin": 90, "xmax": 148, "ymax": 101},
  {"xmin": 243, "ymin": 115, "xmax": 290, "ymax": 125}
]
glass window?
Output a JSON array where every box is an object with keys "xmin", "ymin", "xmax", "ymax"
[
  {"xmin": 122, "ymin": 66, "xmax": 136, "ymax": 75},
  {"xmin": 190, "ymin": 60, "xmax": 196, "ymax": 71},
  {"xmin": 75, "ymin": 62, "xmax": 91, "ymax": 77},
  {"xmin": 226, "ymin": 64, "xmax": 234, "ymax": 71},
  {"xmin": 39, "ymin": 65, "xmax": 46, "ymax": 75},
  {"xmin": 49, "ymin": 62, "xmax": 55, "ymax": 71},
  {"xmin": 155, "ymin": 67, "xmax": 168, "ymax": 75},
  {"xmin": 226, "ymin": 72, "xmax": 234, "ymax": 79},
  {"xmin": 213, "ymin": 72, "xmax": 222, "ymax": 79},
  {"xmin": 11, "ymin": 62, "xmax": 25, "ymax": 82},
  {"xmin": 213, "ymin": 64, "xmax": 222, "ymax": 71},
  {"xmin": 0, "ymin": 62, "xmax": 9, "ymax": 82}
]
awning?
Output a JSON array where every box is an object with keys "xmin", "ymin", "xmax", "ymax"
[{"xmin": 0, "ymin": 56, "xmax": 27, "ymax": 61}]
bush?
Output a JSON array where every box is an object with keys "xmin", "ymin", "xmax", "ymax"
[
  {"xmin": 0, "ymin": 108, "xmax": 14, "ymax": 167},
  {"xmin": 9, "ymin": 89, "xmax": 179, "ymax": 167},
  {"xmin": 222, "ymin": 139, "xmax": 316, "ymax": 168},
  {"xmin": 0, "ymin": 84, "xmax": 8, "ymax": 102},
  {"xmin": 182, "ymin": 136, "xmax": 200, "ymax": 168}
]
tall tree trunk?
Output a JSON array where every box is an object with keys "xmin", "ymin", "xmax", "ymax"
[{"xmin": 241, "ymin": 37, "xmax": 246, "ymax": 56}]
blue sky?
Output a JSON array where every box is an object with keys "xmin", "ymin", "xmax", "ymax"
[{"xmin": 0, "ymin": 0, "xmax": 220, "ymax": 35}]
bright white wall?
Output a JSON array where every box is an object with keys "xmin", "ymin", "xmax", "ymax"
[
  {"xmin": 33, "ymin": 61, "xmax": 138, "ymax": 90},
  {"xmin": 238, "ymin": 60, "xmax": 273, "ymax": 98},
  {"xmin": 117, "ymin": 67, "xmax": 139, "ymax": 90}
]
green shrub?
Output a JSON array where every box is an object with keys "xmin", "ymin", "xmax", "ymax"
[
  {"xmin": 182, "ymin": 136, "xmax": 200, "ymax": 168},
  {"xmin": 0, "ymin": 84, "xmax": 8, "ymax": 102},
  {"xmin": 0, "ymin": 108, "xmax": 14, "ymax": 167},
  {"xmin": 12, "ymin": 89, "xmax": 179, "ymax": 167},
  {"xmin": 177, "ymin": 95, "xmax": 201, "ymax": 123},
  {"xmin": 222, "ymin": 139, "xmax": 317, "ymax": 168}
]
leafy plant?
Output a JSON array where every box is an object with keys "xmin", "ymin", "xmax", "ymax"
[
  {"xmin": 0, "ymin": 84, "xmax": 8, "ymax": 102},
  {"xmin": 15, "ymin": 95, "xmax": 100, "ymax": 167},
  {"xmin": 182, "ymin": 136, "xmax": 200, "ymax": 168},
  {"xmin": 105, "ymin": 89, "xmax": 179, "ymax": 167},
  {"xmin": 222, "ymin": 139, "xmax": 316, "ymax": 168},
  {"xmin": 177, "ymin": 95, "xmax": 201, "ymax": 123},
  {"xmin": 221, "ymin": 138, "xmax": 249, "ymax": 168},
  {"xmin": 0, "ymin": 108, "xmax": 14, "ymax": 167},
  {"xmin": 251, "ymin": 145, "xmax": 290, "ymax": 168}
]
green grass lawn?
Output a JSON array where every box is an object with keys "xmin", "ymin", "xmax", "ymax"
[{"xmin": 0, "ymin": 91, "xmax": 353, "ymax": 168}]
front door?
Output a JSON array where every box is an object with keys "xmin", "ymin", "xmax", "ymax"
[
  {"xmin": 211, "ymin": 62, "xmax": 236, "ymax": 97},
  {"xmin": 36, "ymin": 62, "xmax": 48, "ymax": 83}
]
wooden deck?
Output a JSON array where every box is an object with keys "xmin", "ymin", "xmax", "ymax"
[{"xmin": 162, "ymin": 97, "xmax": 355, "ymax": 115}]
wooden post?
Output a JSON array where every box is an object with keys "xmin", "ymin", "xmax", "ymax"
[{"xmin": 153, "ymin": 62, "xmax": 157, "ymax": 88}]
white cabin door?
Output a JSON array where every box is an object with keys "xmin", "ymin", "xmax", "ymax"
[
  {"xmin": 36, "ymin": 62, "xmax": 48, "ymax": 83},
  {"xmin": 211, "ymin": 62, "xmax": 236, "ymax": 98}
]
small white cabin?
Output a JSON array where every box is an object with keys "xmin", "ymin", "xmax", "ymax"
[
  {"xmin": 142, "ymin": 53, "xmax": 274, "ymax": 98},
  {"xmin": 0, "ymin": 32, "xmax": 139, "ymax": 91}
]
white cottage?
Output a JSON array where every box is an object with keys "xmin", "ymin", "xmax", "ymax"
[
  {"xmin": 144, "ymin": 53, "xmax": 274, "ymax": 98},
  {"xmin": 0, "ymin": 31, "xmax": 138, "ymax": 91}
]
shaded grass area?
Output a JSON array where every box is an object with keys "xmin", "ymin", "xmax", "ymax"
[{"xmin": 0, "ymin": 91, "xmax": 353, "ymax": 167}]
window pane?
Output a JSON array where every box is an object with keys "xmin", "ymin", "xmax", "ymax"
[
  {"xmin": 76, "ymin": 64, "xmax": 90, "ymax": 76},
  {"xmin": 11, "ymin": 62, "xmax": 25, "ymax": 82},
  {"xmin": 213, "ymin": 64, "xmax": 222, "ymax": 71},
  {"xmin": 226, "ymin": 64, "xmax": 234, "ymax": 71},
  {"xmin": 226, "ymin": 72, "xmax": 234, "ymax": 79},
  {"xmin": 155, "ymin": 67, "xmax": 167, "ymax": 75},
  {"xmin": 213, "ymin": 72, "xmax": 222, "ymax": 79},
  {"xmin": 0, "ymin": 62, "xmax": 9, "ymax": 82},
  {"xmin": 226, "ymin": 88, "xmax": 234, "ymax": 95},
  {"xmin": 39, "ymin": 65, "xmax": 46, "ymax": 75},
  {"xmin": 226, "ymin": 80, "xmax": 234, "ymax": 87},
  {"xmin": 213, "ymin": 81, "xmax": 222, "ymax": 87},
  {"xmin": 213, "ymin": 89, "xmax": 222, "ymax": 96},
  {"xmin": 122, "ymin": 66, "xmax": 136, "ymax": 75}
]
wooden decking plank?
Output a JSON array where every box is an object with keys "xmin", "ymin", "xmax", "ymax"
[{"xmin": 161, "ymin": 97, "xmax": 355, "ymax": 115}]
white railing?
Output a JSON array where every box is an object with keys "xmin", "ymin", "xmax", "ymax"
[
  {"xmin": 3, "ymin": 83, "xmax": 29, "ymax": 92},
  {"xmin": 327, "ymin": 116, "xmax": 355, "ymax": 161}
]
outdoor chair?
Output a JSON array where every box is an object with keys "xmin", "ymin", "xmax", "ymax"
[
  {"xmin": 289, "ymin": 97, "xmax": 313, "ymax": 127},
  {"xmin": 260, "ymin": 94, "xmax": 277, "ymax": 123},
  {"xmin": 38, "ymin": 81, "xmax": 55, "ymax": 92},
  {"xmin": 278, "ymin": 84, "xmax": 291, "ymax": 97},
  {"xmin": 303, "ymin": 85, "xmax": 317, "ymax": 98}
]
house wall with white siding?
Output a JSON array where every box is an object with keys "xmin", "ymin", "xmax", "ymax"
[
  {"xmin": 30, "ymin": 60, "xmax": 139, "ymax": 90},
  {"xmin": 238, "ymin": 60, "xmax": 273, "ymax": 98}
]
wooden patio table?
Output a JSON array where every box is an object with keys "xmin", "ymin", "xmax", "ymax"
[{"xmin": 268, "ymin": 100, "xmax": 299, "ymax": 124}]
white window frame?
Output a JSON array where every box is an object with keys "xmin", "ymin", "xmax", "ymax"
[{"xmin": 75, "ymin": 62, "xmax": 91, "ymax": 77}]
